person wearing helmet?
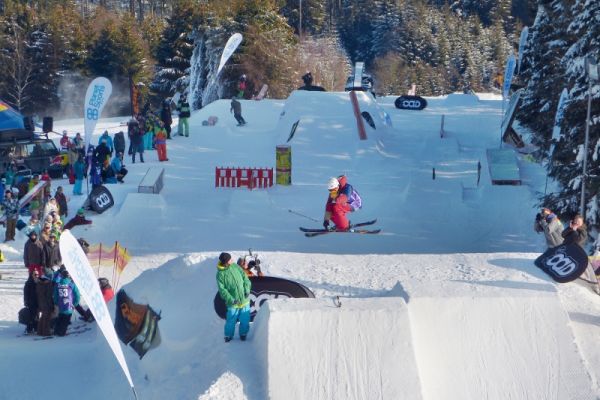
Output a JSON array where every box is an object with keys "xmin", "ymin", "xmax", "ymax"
[{"xmin": 323, "ymin": 177, "xmax": 353, "ymax": 231}]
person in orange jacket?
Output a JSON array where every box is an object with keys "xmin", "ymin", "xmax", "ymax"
[{"xmin": 154, "ymin": 121, "xmax": 168, "ymax": 162}]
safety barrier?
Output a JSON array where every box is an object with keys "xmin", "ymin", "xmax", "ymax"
[{"xmin": 215, "ymin": 167, "xmax": 273, "ymax": 189}]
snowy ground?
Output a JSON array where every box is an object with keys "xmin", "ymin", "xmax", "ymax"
[{"xmin": 0, "ymin": 91, "xmax": 599, "ymax": 400}]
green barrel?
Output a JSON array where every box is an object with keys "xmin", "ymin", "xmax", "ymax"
[{"xmin": 276, "ymin": 145, "xmax": 291, "ymax": 185}]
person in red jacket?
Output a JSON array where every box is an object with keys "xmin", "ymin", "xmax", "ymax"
[{"xmin": 323, "ymin": 176, "xmax": 353, "ymax": 231}]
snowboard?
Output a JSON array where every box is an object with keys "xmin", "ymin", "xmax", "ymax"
[{"xmin": 253, "ymin": 84, "xmax": 268, "ymax": 100}]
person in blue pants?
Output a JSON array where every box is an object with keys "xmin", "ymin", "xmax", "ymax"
[{"xmin": 216, "ymin": 252, "xmax": 251, "ymax": 342}]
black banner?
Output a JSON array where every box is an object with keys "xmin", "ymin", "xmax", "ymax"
[
  {"xmin": 114, "ymin": 290, "xmax": 161, "ymax": 359},
  {"xmin": 395, "ymin": 95, "xmax": 427, "ymax": 110},
  {"xmin": 534, "ymin": 243, "xmax": 589, "ymax": 283},
  {"xmin": 214, "ymin": 276, "xmax": 315, "ymax": 320},
  {"xmin": 88, "ymin": 185, "xmax": 114, "ymax": 214}
]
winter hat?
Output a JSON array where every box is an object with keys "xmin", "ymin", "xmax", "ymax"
[
  {"xmin": 327, "ymin": 177, "xmax": 340, "ymax": 190},
  {"xmin": 77, "ymin": 208, "xmax": 85, "ymax": 216},
  {"xmin": 219, "ymin": 252, "xmax": 232, "ymax": 265}
]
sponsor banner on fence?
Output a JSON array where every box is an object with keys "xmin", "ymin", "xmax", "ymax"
[
  {"xmin": 214, "ymin": 276, "xmax": 315, "ymax": 320},
  {"xmin": 534, "ymin": 243, "xmax": 589, "ymax": 283},
  {"xmin": 394, "ymin": 95, "xmax": 427, "ymax": 110}
]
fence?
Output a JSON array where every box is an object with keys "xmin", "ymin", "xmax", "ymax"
[{"xmin": 215, "ymin": 167, "xmax": 273, "ymax": 189}]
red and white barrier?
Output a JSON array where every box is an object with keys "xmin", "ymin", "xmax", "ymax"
[{"xmin": 215, "ymin": 167, "xmax": 274, "ymax": 189}]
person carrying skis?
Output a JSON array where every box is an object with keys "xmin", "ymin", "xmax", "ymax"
[
  {"xmin": 216, "ymin": 252, "xmax": 251, "ymax": 342},
  {"xmin": 323, "ymin": 176, "xmax": 355, "ymax": 231},
  {"xmin": 177, "ymin": 95, "xmax": 191, "ymax": 137},
  {"xmin": 230, "ymin": 98, "xmax": 246, "ymax": 126}
]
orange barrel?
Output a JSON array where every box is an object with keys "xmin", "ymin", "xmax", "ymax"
[{"xmin": 276, "ymin": 145, "xmax": 291, "ymax": 185}]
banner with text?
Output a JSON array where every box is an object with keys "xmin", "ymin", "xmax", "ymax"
[
  {"xmin": 84, "ymin": 77, "xmax": 113, "ymax": 151},
  {"xmin": 59, "ymin": 230, "xmax": 135, "ymax": 392}
]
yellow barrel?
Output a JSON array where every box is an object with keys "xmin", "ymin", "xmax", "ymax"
[{"xmin": 276, "ymin": 145, "xmax": 291, "ymax": 185}]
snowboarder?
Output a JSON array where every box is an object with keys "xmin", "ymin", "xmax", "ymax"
[
  {"xmin": 230, "ymin": 98, "xmax": 246, "ymax": 126},
  {"xmin": 534, "ymin": 208, "xmax": 563, "ymax": 249},
  {"xmin": 237, "ymin": 257, "xmax": 264, "ymax": 277},
  {"xmin": 323, "ymin": 176, "xmax": 355, "ymax": 231},
  {"xmin": 64, "ymin": 208, "xmax": 92, "ymax": 230},
  {"xmin": 216, "ymin": 252, "xmax": 251, "ymax": 342},
  {"xmin": 177, "ymin": 95, "xmax": 191, "ymax": 137}
]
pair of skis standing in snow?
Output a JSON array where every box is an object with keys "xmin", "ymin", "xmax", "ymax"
[{"xmin": 299, "ymin": 175, "xmax": 380, "ymax": 237}]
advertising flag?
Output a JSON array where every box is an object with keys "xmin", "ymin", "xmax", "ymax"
[
  {"xmin": 84, "ymin": 77, "xmax": 112, "ymax": 151},
  {"xmin": 550, "ymin": 88, "xmax": 569, "ymax": 155},
  {"xmin": 517, "ymin": 27, "xmax": 529, "ymax": 75},
  {"xmin": 217, "ymin": 33, "xmax": 243, "ymax": 76},
  {"xmin": 502, "ymin": 53, "xmax": 516, "ymax": 99},
  {"xmin": 59, "ymin": 230, "xmax": 136, "ymax": 395}
]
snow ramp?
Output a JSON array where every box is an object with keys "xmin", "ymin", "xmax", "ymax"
[
  {"xmin": 252, "ymin": 297, "xmax": 423, "ymax": 400},
  {"xmin": 409, "ymin": 289, "xmax": 596, "ymax": 400}
]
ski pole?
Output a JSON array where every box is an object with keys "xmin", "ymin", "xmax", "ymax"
[{"xmin": 288, "ymin": 209, "xmax": 319, "ymax": 222}]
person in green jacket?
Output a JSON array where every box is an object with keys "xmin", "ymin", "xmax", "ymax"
[
  {"xmin": 216, "ymin": 252, "xmax": 251, "ymax": 342},
  {"xmin": 177, "ymin": 95, "xmax": 191, "ymax": 137}
]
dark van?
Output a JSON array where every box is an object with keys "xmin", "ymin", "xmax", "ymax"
[{"xmin": 0, "ymin": 137, "xmax": 60, "ymax": 175}]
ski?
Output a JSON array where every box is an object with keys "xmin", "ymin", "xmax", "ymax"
[
  {"xmin": 304, "ymin": 228, "xmax": 381, "ymax": 237},
  {"xmin": 299, "ymin": 219, "xmax": 377, "ymax": 233}
]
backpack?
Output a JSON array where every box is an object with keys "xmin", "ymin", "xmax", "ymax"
[
  {"xmin": 56, "ymin": 282, "xmax": 74, "ymax": 314},
  {"xmin": 346, "ymin": 184, "xmax": 362, "ymax": 210}
]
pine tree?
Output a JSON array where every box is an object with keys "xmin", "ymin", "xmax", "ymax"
[
  {"xmin": 546, "ymin": 0, "xmax": 600, "ymax": 225},
  {"xmin": 150, "ymin": 0, "xmax": 195, "ymax": 98}
]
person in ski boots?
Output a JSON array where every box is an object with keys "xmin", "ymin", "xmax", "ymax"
[
  {"xmin": 216, "ymin": 252, "xmax": 251, "ymax": 342},
  {"xmin": 53, "ymin": 267, "xmax": 81, "ymax": 336},
  {"xmin": 323, "ymin": 177, "xmax": 353, "ymax": 231}
]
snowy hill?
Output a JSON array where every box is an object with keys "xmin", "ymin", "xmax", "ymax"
[{"xmin": 1, "ymin": 92, "xmax": 599, "ymax": 400}]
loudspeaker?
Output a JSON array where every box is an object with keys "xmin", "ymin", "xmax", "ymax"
[
  {"xmin": 43, "ymin": 116, "xmax": 53, "ymax": 133},
  {"xmin": 23, "ymin": 116, "xmax": 34, "ymax": 132}
]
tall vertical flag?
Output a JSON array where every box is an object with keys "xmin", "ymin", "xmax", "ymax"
[
  {"xmin": 84, "ymin": 77, "xmax": 113, "ymax": 151},
  {"xmin": 517, "ymin": 27, "xmax": 529, "ymax": 75},
  {"xmin": 550, "ymin": 88, "xmax": 569, "ymax": 155},
  {"xmin": 60, "ymin": 230, "xmax": 138, "ymax": 399},
  {"xmin": 502, "ymin": 53, "xmax": 517, "ymax": 100},
  {"xmin": 217, "ymin": 33, "xmax": 243, "ymax": 76}
]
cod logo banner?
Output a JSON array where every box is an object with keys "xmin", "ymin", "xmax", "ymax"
[
  {"xmin": 395, "ymin": 95, "xmax": 427, "ymax": 110},
  {"xmin": 534, "ymin": 243, "xmax": 589, "ymax": 283},
  {"xmin": 88, "ymin": 185, "xmax": 114, "ymax": 214},
  {"xmin": 115, "ymin": 289, "xmax": 162, "ymax": 359},
  {"xmin": 214, "ymin": 276, "xmax": 315, "ymax": 320}
]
